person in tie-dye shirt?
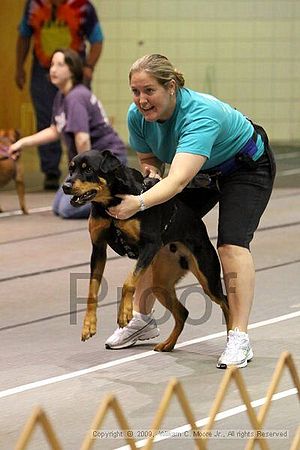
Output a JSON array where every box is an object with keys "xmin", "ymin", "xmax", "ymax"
[{"xmin": 15, "ymin": 0, "xmax": 104, "ymax": 190}]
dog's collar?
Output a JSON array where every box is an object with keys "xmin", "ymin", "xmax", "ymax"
[{"xmin": 114, "ymin": 227, "xmax": 138, "ymax": 259}]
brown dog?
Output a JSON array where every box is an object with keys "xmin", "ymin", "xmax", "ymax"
[{"xmin": 0, "ymin": 129, "xmax": 28, "ymax": 214}]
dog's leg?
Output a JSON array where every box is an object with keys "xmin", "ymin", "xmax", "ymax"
[
  {"xmin": 151, "ymin": 246, "xmax": 189, "ymax": 352},
  {"xmin": 81, "ymin": 242, "xmax": 107, "ymax": 341},
  {"xmin": 177, "ymin": 241, "xmax": 231, "ymax": 331},
  {"xmin": 14, "ymin": 161, "xmax": 28, "ymax": 214},
  {"xmin": 117, "ymin": 267, "xmax": 147, "ymax": 328}
]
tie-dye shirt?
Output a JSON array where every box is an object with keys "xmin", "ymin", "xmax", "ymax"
[{"xmin": 19, "ymin": 0, "xmax": 103, "ymax": 68}]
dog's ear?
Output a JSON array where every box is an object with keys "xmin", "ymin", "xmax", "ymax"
[
  {"xmin": 14, "ymin": 129, "xmax": 21, "ymax": 141},
  {"xmin": 112, "ymin": 168, "xmax": 132, "ymax": 192},
  {"xmin": 98, "ymin": 150, "xmax": 122, "ymax": 174},
  {"xmin": 98, "ymin": 150, "xmax": 132, "ymax": 193}
]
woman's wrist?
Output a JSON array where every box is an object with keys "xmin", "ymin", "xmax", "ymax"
[{"xmin": 137, "ymin": 194, "xmax": 147, "ymax": 211}]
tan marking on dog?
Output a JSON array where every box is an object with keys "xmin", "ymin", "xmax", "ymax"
[
  {"xmin": 116, "ymin": 218, "xmax": 141, "ymax": 242},
  {"xmin": 171, "ymin": 242, "xmax": 230, "ymax": 327},
  {"xmin": 72, "ymin": 178, "xmax": 113, "ymax": 205},
  {"xmin": 89, "ymin": 216, "xmax": 111, "ymax": 244},
  {"xmin": 118, "ymin": 267, "xmax": 147, "ymax": 327}
]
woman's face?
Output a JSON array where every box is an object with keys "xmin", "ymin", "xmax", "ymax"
[
  {"xmin": 130, "ymin": 71, "xmax": 176, "ymax": 122},
  {"xmin": 49, "ymin": 52, "xmax": 72, "ymax": 90}
]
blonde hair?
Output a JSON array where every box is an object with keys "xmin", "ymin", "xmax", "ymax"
[{"xmin": 129, "ymin": 54, "xmax": 185, "ymax": 90}]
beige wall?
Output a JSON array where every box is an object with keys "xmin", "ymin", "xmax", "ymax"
[{"xmin": 92, "ymin": 0, "xmax": 300, "ymax": 144}]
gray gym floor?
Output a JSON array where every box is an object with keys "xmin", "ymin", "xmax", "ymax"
[{"xmin": 0, "ymin": 147, "xmax": 299, "ymax": 449}]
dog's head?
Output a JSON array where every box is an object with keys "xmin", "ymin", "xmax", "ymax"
[{"xmin": 63, "ymin": 149, "xmax": 128, "ymax": 207}]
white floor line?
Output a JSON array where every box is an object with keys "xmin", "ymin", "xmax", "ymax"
[
  {"xmin": 0, "ymin": 310, "xmax": 299, "ymax": 400},
  {"xmin": 0, "ymin": 206, "xmax": 52, "ymax": 218},
  {"xmin": 114, "ymin": 388, "xmax": 298, "ymax": 449},
  {"xmin": 275, "ymin": 152, "xmax": 300, "ymax": 160},
  {"xmin": 1, "ymin": 175, "xmax": 300, "ymax": 219},
  {"xmin": 277, "ymin": 168, "xmax": 300, "ymax": 176}
]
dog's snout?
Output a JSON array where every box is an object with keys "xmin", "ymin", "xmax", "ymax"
[{"xmin": 62, "ymin": 180, "xmax": 73, "ymax": 194}]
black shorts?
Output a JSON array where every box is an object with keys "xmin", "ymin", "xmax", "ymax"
[{"xmin": 180, "ymin": 143, "xmax": 276, "ymax": 250}]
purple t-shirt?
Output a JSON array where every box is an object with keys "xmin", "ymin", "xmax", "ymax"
[{"xmin": 52, "ymin": 84, "xmax": 126, "ymax": 162}]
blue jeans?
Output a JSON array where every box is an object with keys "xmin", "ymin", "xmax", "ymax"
[
  {"xmin": 53, "ymin": 186, "xmax": 90, "ymax": 219},
  {"xmin": 30, "ymin": 57, "xmax": 62, "ymax": 177}
]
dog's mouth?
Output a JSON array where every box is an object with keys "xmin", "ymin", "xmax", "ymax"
[{"xmin": 70, "ymin": 189, "xmax": 98, "ymax": 207}]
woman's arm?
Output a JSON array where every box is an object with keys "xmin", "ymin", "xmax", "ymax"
[
  {"xmin": 74, "ymin": 132, "xmax": 91, "ymax": 153},
  {"xmin": 142, "ymin": 152, "xmax": 207, "ymax": 206},
  {"xmin": 9, "ymin": 125, "xmax": 59, "ymax": 159},
  {"xmin": 108, "ymin": 152, "xmax": 207, "ymax": 219}
]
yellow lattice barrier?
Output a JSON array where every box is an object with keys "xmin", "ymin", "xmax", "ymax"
[
  {"xmin": 14, "ymin": 352, "xmax": 300, "ymax": 450},
  {"xmin": 80, "ymin": 395, "xmax": 137, "ymax": 450},
  {"xmin": 14, "ymin": 407, "xmax": 62, "ymax": 450}
]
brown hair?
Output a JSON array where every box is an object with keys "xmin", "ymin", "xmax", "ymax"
[
  {"xmin": 52, "ymin": 48, "xmax": 83, "ymax": 85},
  {"xmin": 129, "ymin": 54, "xmax": 185, "ymax": 90}
]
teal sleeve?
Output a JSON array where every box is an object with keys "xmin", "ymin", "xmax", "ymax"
[{"xmin": 127, "ymin": 108, "xmax": 151, "ymax": 153}]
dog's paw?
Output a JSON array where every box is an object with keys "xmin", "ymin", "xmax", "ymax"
[
  {"xmin": 117, "ymin": 307, "xmax": 133, "ymax": 328},
  {"xmin": 154, "ymin": 340, "xmax": 175, "ymax": 352},
  {"xmin": 81, "ymin": 314, "xmax": 97, "ymax": 341}
]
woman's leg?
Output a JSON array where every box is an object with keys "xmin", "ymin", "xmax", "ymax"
[
  {"xmin": 132, "ymin": 267, "xmax": 156, "ymax": 314},
  {"xmin": 216, "ymin": 149, "xmax": 275, "ymax": 368},
  {"xmin": 218, "ymin": 244, "xmax": 255, "ymax": 332},
  {"xmin": 105, "ymin": 267, "xmax": 159, "ymax": 349}
]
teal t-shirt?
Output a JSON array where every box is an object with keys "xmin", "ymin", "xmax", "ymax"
[{"xmin": 127, "ymin": 88, "xmax": 264, "ymax": 170}]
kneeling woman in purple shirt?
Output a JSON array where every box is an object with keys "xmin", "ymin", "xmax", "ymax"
[{"xmin": 9, "ymin": 48, "xmax": 127, "ymax": 218}]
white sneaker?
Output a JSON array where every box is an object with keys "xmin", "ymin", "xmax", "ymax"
[
  {"xmin": 217, "ymin": 328, "xmax": 254, "ymax": 369},
  {"xmin": 105, "ymin": 312, "xmax": 160, "ymax": 349}
]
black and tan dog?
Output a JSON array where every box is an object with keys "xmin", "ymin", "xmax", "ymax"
[
  {"xmin": 63, "ymin": 150, "xmax": 230, "ymax": 351},
  {"xmin": 0, "ymin": 129, "xmax": 28, "ymax": 214}
]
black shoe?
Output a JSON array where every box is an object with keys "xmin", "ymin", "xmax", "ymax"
[{"xmin": 44, "ymin": 173, "xmax": 60, "ymax": 191}]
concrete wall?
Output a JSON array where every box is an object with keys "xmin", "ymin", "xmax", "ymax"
[
  {"xmin": 1, "ymin": 0, "xmax": 299, "ymax": 146},
  {"xmin": 92, "ymin": 0, "xmax": 300, "ymax": 144}
]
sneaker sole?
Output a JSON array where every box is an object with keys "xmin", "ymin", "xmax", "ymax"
[
  {"xmin": 105, "ymin": 330, "xmax": 160, "ymax": 350},
  {"xmin": 216, "ymin": 348, "xmax": 254, "ymax": 370}
]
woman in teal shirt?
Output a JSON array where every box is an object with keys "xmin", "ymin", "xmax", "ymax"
[{"xmin": 106, "ymin": 54, "xmax": 276, "ymax": 369}]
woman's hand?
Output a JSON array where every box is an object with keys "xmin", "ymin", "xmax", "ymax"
[
  {"xmin": 143, "ymin": 165, "xmax": 162, "ymax": 180},
  {"xmin": 8, "ymin": 140, "xmax": 24, "ymax": 160},
  {"xmin": 107, "ymin": 195, "xmax": 140, "ymax": 220},
  {"xmin": 137, "ymin": 151, "xmax": 164, "ymax": 180}
]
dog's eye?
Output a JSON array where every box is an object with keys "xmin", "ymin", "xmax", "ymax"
[
  {"xmin": 85, "ymin": 166, "xmax": 93, "ymax": 173},
  {"xmin": 81, "ymin": 162, "xmax": 92, "ymax": 172}
]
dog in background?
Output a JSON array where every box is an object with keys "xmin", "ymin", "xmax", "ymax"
[
  {"xmin": 0, "ymin": 129, "xmax": 28, "ymax": 214},
  {"xmin": 63, "ymin": 150, "xmax": 230, "ymax": 352}
]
